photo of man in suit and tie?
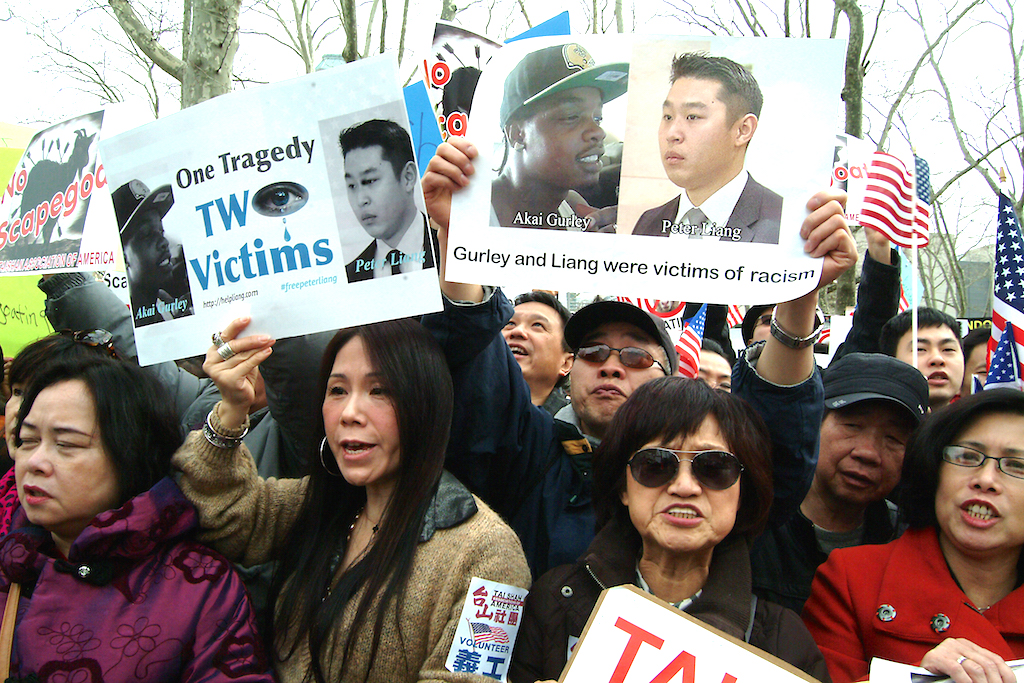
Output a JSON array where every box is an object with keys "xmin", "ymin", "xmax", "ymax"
[
  {"xmin": 340, "ymin": 119, "xmax": 437, "ymax": 283},
  {"xmin": 631, "ymin": 53, "xmax": 782, "ymax": 244}
]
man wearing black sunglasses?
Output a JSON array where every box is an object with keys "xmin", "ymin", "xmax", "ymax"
[
  {"xmin": 422, "ymin": 137, "xmax": 857, "ymax": 577},
  {"xmin": 560, "ymin": 299, "xmax": 678, "ymax": 440}
]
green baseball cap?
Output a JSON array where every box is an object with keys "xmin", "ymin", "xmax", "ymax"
[{"xmin": 500, "ymin": 43, "xmax": 629, "ymax": 126}]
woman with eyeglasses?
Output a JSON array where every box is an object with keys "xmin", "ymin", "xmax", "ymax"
[
  {"xmin": 509, "ymin": 377, "xmax": 830, "ymax": 683},
  {"xmin": 803, "ymin": 388, "xmax": 1024, "ymax": 683}
]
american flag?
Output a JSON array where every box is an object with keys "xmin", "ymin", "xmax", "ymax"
[
  {"xmin": 675, "ymin": 303, "xmax": 707, "ymax": 379},
  {"xmin": 860, "ymin": 152, "xmax": 931, "ymax": 248},
  {"xmin": 469, "ymin": 621, "xmax": 509, "ymax": 645},
  {"xmin": 985, "ymin": 323, "xmax": 1023, "ymax": 391},
  {"xmin": 990, "ymin": 193, "xmax": 1024, "ymax": 371},
  {"xmin": 726, "ymin": 304, "xmax": 744, "ymax": 328}
]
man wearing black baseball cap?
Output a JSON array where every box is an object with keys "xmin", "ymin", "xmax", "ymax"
[
  {"xmin": 490, "ymin": 42, "xmax": 628, "ymax": 230},
  {"xmin": 751, "ymin": 352, "xmax": 929, "ymax": 613},
  {"xmin": 113, "ymin": 180, "xmax": 194, "ymax": 327},
  {"xmin": 422, "ymin": 135, "xmax": 858, "ymax": 576}
]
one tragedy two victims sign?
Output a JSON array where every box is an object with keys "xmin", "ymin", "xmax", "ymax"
[{"xmin": 98, "ymin": 54, "xmax": 442, "ymax": 365}]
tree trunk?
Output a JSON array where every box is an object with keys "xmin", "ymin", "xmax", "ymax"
[
  {"xmin": 834, "ymin": 0, "xmax": 863, "ymax": 138},
  {"xmin": 440, "ymin": 0, "xmax": 456, "ymax": 21},
  {"xmin": 339, "ymin": 0, "xmax": 358, "ymax": 62},
  {"xmin": 109, "ymin": 0, "xmax": 239, "ymax": 108},
  {"xmin": 397, "ymin": 0, "xmax": 410, "ymax": 63},
  {"xmin": 180, "ymin": 0, "xmax": 240, "ymax": 106},
  {"xmin": 831, "ymin": 0, "xmax": 864, "ymax": 314}
]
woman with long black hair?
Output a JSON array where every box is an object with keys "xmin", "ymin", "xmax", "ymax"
[{"xmin": 173, "ymin": 316, "xmax": 531, "ymax": 682}]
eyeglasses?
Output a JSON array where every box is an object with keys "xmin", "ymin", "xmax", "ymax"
[
  {"xmin": 942, "ymin": 445, "xmax": 1024, "ymax": 480},
  {"xmin": 57, "ymin": 329, "xmax": 120, "ymax": 360},
  {"xmin": 627, "ymin": 448, "xmax": 744, "ymax": 490},
  {"xmin": 576, "ymin": 344, "xmax": 668, "ymax": 375},
  {"xmin": 755, "ymin": 313, "xmax": 774, "ymax": 327}
]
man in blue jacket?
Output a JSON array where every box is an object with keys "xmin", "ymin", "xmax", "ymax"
[{"xmin": 421, "ymin": 138, "xmax": 856, "ymax": 576}]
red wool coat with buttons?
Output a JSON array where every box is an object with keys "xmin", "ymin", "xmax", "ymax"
[{"xmin": 802, "ymin": 526, "xmax": 1024, "ymax": 683}]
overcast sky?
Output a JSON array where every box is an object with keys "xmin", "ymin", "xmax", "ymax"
[{"xmin": 1, "ymin": 0, "xmax": 1018, "ymax": 249}]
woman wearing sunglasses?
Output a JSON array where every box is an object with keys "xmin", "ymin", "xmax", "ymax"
[
  {"xmin": 804, "ymin": 389, "xmax": 1024, "ymax": 683},
  {"xmin": 509, "ymin": 377, "xmax": 830, "ymax": 683}
]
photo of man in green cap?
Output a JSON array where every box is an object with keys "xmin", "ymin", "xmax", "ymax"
[{"xmin": 489, "ymin": 42, "xmax": 628, "ymax": 231}]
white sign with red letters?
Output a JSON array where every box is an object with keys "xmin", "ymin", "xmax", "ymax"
[{"xmin": 561, "ymin": 585, "xmax": 818, "ymax": 683}]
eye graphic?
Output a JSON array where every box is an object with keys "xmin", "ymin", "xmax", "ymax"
[{"xmin": 252, "ymin": 182, "xmax": 309, "ymax": 217}]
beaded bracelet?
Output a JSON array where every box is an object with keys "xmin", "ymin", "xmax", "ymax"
[{"xmin": 203, "ymin": 409, "xmax": 250, "ymax": 449}]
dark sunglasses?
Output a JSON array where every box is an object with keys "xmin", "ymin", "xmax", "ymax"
[
  {"xmin": 576, "ymin": 344, "xmax": 668, "ymax": 374},
  {"xmin": 58, "ymin": 329, "xmax": 120, "ymax": 360},
  {"xmin": 627, "ymin": 448, "xmax": 744, "ymax": 490}
]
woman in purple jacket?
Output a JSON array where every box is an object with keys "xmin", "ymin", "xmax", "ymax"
[{"xmin": 0, "ymin": 354, "xmax": 273, "ymax": 682}]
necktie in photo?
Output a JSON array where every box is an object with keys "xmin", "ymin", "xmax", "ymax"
[{"xmin": 683, "ymin": 207, "xmax": 707, "ymax": 239}]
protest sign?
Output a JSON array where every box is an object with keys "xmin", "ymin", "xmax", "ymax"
[
  {"xmin": 424, "ymin": 22, "xmax": 504, "ymax": 140},
  {"xmin": 561, "ymin": 585, "xmax": 818, "ymax": 683},
  {"xmin": 832, "ymin": 132, "xmax": 876, "ymax": 226},
  {"xmin": 445, "ymin": 577, "xmax": 528, "ymax": 681},
  {"xmin": 447, "ymin": 35, "xmax": 845, "ymax": 303},
  {"xmin": 0, "ymin": 110, "xmax": 131, "ymax": 276},
  {"xmin": 422, "ymin": 15, "xmax": 572, "ymax": 143},
  {"xmin": 868, "ymin": 656, "xmax": 1024, "ymax": 682},
  {"xmin": 0, "ymin": 275, "xmax": 51, "ymax": 355},
  {"xmin": 0, "ymin": 123, "xmax": 35, "ymax": 184},
  {"xmin": 99, "ymin": 54, "xmax": 441, "ymax": 366}
]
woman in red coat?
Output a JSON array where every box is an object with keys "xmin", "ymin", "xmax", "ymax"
[{"xmin": 803, "ymin": 388, "xmax": 1024, "ymax": 683}]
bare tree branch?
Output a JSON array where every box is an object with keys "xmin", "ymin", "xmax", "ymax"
[
  {"xmin": 109, "ymin": 0, "xmax": 185, "ymax": 82},
  {"xmin": 876, "ymin": 0, "xmax": 982, "ymax": 150}
]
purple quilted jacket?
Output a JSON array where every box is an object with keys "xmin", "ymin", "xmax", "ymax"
[{"xmin": 0, "ymin": 477, "xmax": 274, "ymax": 682}]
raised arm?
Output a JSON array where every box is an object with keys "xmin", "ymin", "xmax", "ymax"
[
  {"xmin": 423, "ymin": 138, "xmax": 485, "ymax": 304},
  {"xmin": 737, "ymin": 190, "xmax": 856, "ymax": 527},
  {"xmin": 756, "ymin": 189, "xmax": 856, "ymax": 384},
  {"xmin": 172, "ymin": 318, "xmax": 305, "ymax": 565}
]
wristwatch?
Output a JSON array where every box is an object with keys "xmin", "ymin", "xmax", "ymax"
[{"xmin": 769, "ymin": 309, "xmax": 822, "ymax": 349}]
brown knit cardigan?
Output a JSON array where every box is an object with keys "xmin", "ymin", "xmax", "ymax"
[{"xmin": 172, "ymin": 409, "xmax": 532, "ymax": 683}]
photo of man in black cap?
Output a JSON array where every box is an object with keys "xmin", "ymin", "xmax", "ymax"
[
  {"xmin": 113, "ymin": 180, "xmax": 195, "ymax": 327},
  {"xmin": 490, "ymin": 42, "xmax": 628, "ymax": 231}
]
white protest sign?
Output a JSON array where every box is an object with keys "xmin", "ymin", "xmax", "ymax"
[
  {"xmin": 447, "ymin": 35, "xmax": 845, "ymax": 303},
  {"xmin": 869, "ymin": 656, "xmax": 1023, "ymax": 682},
  {"xmin": 446, "ymin": 576, "xmax": 529, "ymax": 681},
  {"xmin": 99, "ymin": 54, "xmax": 442, "ymax": 365},
  {"xmin": 0, "ymin": 105, "xmax": 143, "ymax": 276},
  {"xmin": 560, "ymin": 585, "xmax": 818, "ymax": 683},
  {"xmin": 423, "ymin": 22, "xmax": 503, "ymax": 140},
  {"xmin": 832, "ymin": 132, "xmax": 876, "ymax": 226}
]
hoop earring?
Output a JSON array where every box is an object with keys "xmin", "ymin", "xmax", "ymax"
[{"xmin": 319, "ymin": 437, "xmax": 342, "ymax": 477}]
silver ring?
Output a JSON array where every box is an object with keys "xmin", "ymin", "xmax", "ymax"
[
  {"xmin": 957, "ymin": 656, "xmax": 968, "ymax": 666},
  {"xmin": 217, "ymin": 342, "xmax": 236, "ymax": 360},
  {"xmin": 212, "ymin": 331, "xmax": 226, "ymax": 348}
]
